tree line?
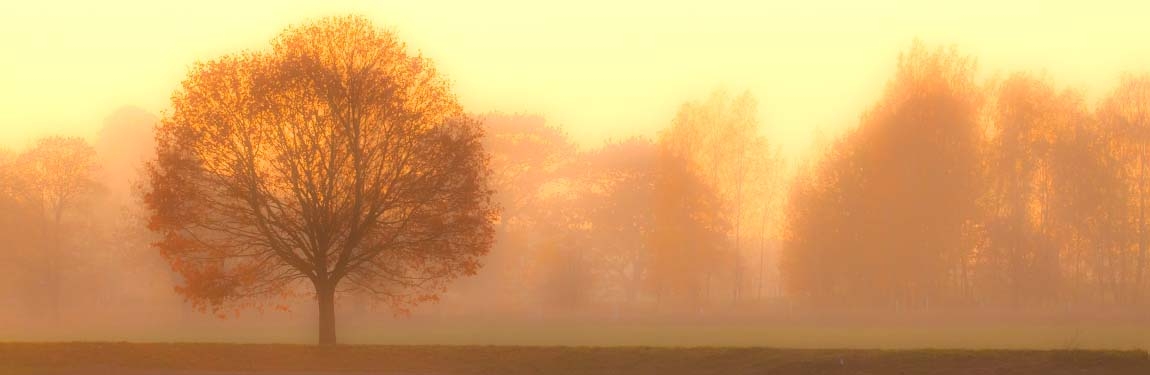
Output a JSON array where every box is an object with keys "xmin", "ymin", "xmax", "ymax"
[
  {"xmin": 784, "ymin": 42, "xmax": 1150, "ymax": 312},
  {"xmin": 453, "ymin": 98, "xmax": 783, "ymax": 318}
]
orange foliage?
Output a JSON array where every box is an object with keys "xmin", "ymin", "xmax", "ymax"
[{"xmin": 144, "ymin": 15, "xmax": 496, "ymax": 345}]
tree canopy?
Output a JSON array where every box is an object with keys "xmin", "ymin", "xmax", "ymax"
[{"xmin": 144, "ymin": 15, "xmax": 496, "ymax": 345}]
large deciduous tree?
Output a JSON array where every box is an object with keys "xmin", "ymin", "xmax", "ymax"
[{"xmin": 145, "ymin": 16, "xmax": 496, "ymax": 345}]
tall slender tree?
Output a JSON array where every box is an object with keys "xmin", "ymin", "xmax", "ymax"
[{"xmin": 660, "ymin": 89, "xmax": 764, "ymax": 305}]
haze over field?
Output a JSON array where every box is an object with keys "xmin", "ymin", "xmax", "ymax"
[{"xmin": 2, "ymin": 0, "xmax": 1150, "ymax": 352}]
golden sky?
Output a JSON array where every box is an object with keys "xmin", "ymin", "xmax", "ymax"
[{"xmin": 1, "ymin": 0, "xmax": 1148, "ymax": 159}]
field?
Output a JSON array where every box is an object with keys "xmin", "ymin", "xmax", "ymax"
[
  {"xmin": 2, "ymin": 342, "xmax": 1149, "ymax": 375},
  {"xmin": 6, "ymin": 317, "xmax": 1150, "ymax": 374},
  {"xmin": 11, "ymin": 316, "xmax": 1150, "ymax": 350},
  {"xmin": 343, "ymin": 319, "xmax": 1150, "ymax": 350}
]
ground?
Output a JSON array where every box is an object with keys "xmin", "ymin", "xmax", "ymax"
[
  {"xmin": 11, "ymin": 316, "xmax": 1150, "ymax": 349},
  {"xmin": 2, "ymin": 343, "xmax": 1149, "ymax": 375}
]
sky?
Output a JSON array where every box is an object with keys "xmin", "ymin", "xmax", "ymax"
[{"xmin": 1, "ymin": 0, "xmax": 1149, "ymax": 159}]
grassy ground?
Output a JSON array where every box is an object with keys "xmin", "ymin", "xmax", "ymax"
[
  {"xmin": 20, "ymin": 320, "xmax": 1148, "ymax": 351},
  {"xmin": 337, "ymin": 319, "xmax": 1150, "ymax": 350},
  {"xmin": 1, "ymin": 343, "xmax": 1149, "ymax": 375}
]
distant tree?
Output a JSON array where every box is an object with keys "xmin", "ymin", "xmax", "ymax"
[
  {"xmin": 581, "ymin": 138, "xmax": 658, "ymax": 310},
  {"xmin": 95, "ymin": 106, "xmax": 158, "ymax": 198},
  {"xmin": 481, "ymin": 114, "xmax": 577, "ymax": 221},
  {"xmin": 472, "ymin": 114, "xmax": 577, "ymax": 310},
  {"xmin": 1097, "ymin": 74, "xmax": 1150, "ymax": 304},
  {"xmin": 782, "ymin": 42, "xmax": 984, "ymax": 309},
  {"xmin": 90, "ymin": 107, "xmax": 170, "ymax": 311},
  {"xmin": 527, "ymin": 176, "xmax": 596, "ymax": 312},
  {"xmin": 648, "ymin": 146, "xmax": 728, "ymax": 310},
  {"xmin": 782, "ymin": 134, "xmax": 862, "ymax": 307},
  {"xmin": 660, "ymin": 89, "xmax": 764, "ymax": 304},
  {"xmin": 745, "ymin": 140, "xmax": 784, "ymax": 302},
  {"xmin": 145, "ymin": 15, "xmax": 496, "ymax": 345},
  {"xmin": 0, "ymin": 149, "xmax": 33, "ymax": 311},
  {"xmin": 979, "ymin": 73, "xmax": 1071, "ymax": 306},
  {"xmin": 1046, "ymin": 93, "xmax": 1125, "ymax": 308},
  {"xmin": 15, "ymin": 136, "xmax": 100, "ymax": 320}
]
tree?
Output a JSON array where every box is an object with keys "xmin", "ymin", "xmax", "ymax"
[
  {"xmin": 145, "ymin": 15, "xmax": 496, "ymax": 345},
  {"xmin": 648, "ymin": 145, "xmax": 729, "ymax": 310},
  {"xmin": 92, "ymin": 107, "xmax": 175, "ymax": 313},
  {"xmin": 482, "ymin": 114, "xmax": 577, "ymax": 221},
  {"xmin": 968, "ymin": 73, "xmax": 1117, "ymax": 309},
  {"xmin": 782, "ymin": 134, "xmax": 865, "ymax": 307},
  {"xmin": 782, "ymin": 42, "xmax": 984, "ymax": 309},
  {"xmin": 96, "ymin": 106, "xmax": 158, "ymax": 199},
  {"xmin": 1046, "ymin": 93, "xmax": 1124, "ymax": 308},
  {"xmin": 527, "ymin": 174, "xmax": 596, "ymax": 312},
  {"xmin": 660, "ymin": 89, "xmax": 764, "ymax": 304},
  {"xmin": 1097, "ymin": 74, "xmax": 1150, "ymax": 305},
  {"xmin": 745, "ymin": 140, "xmax": 785, "ymax": 302},
  {"xmin": 469, "ymin": 113, "xmax": 577, "ymax": 312},
  {"xmin": 0, "ymin": 149, "xmax": 34, "ymax": 314},
  {"xmin": 979, "ymin": 73, "xmax": 1068, "ymax": 306},
  {"xmin": 16, "ymin": 136, "xmax": 100, "ymax": 320},
  {"xmin": 581, "ymin": 138, "xmax": 658, "ymax": 311}
]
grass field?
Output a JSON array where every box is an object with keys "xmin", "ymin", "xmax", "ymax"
[
  {"xmin": 12, "ymin": 318, "xmax": 1150, "ymax": 350},
  {"xmin": 1, "ymin": 342, "xmax": 1149, "ymax": 374},
  {"xmin": 338, "ymin": 319, "xmax": 1150, "ymax": 350}
]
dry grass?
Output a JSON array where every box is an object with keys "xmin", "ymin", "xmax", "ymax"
[
  {"xmin": 1, "ymin": 342, "xmax": 1148, "ymax": 375},
  {"xmin": 13, "ymin": 317, "xmax": 1150, "ymax": 350}
]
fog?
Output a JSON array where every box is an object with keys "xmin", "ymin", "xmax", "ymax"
[{"xmin": 3, "ymin": 6, "xmax": 1150, "ymax": 351}]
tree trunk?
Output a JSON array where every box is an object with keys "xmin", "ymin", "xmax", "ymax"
[
  {"xmin": 757, "ymin": 242, "xmax": 765, "ymax": 301},
  {"xmin": 1137, "ymin": 154, "xmax": 1146, "ymax": 304},
  {"xmin": 316, "ymin": 282, "xmax": 337, "ymax": 346},
  {"xmin": 49, "ymin": 206, "xmax": 64, "ymax": 322}
]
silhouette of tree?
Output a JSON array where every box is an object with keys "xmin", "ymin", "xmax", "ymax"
[
  {"xmin": 979, "ymin": 73, "xmax": 1067, "ymax": 306},
  {"xmin": 782, "ymin": 134, "xmax": 864, "ymax": 307},
  {"xmin": 648, "ymin": 145, "xmax": 729, "ymax": 310},
  {"xmin": 482, "ymin": 114, "xmax": 577, "ymax": 220},
  {"xmin": 0, "ymin": 149, "xmax": 37, "ymax": 314},
  {"xmin": 14, "ymin": 136, "xmax": 100, "ymax": 320},
  {"xmin": 581, "ymin": 138, "xmax": 658, "ymax": 311},
  {"xmin": 89, "ymin": 107, "xmax": 174, "ymax": 313},
  {"xmin": 964, "ymin": 72, "xmax": 1135, "ymax": 309},
  {"xmin": 1046, "ymin": 92, "xmax": 1125, "ymax": 308},
  {"xmin": 144, "ymin": 15, "xmax": 496, "ymax": 345},
  {"xmin": 527, "ymin": 174, "xmax": 596, "ymax": 312},
  {"xmin": 471, "ymin": 113, "xmax": 578, "ymax": 311},
  {"xmin": 1097, "ymin": 73, "xmax": 1150, "ymax": 305},
  {"xmin": 782, "ymin": 42, "xmax": 983, "ymax": 309},
  {"xmin": 96, "ymin": 106, "xmax": 158, "ymax": 199},
  {"xmin": 660, "ymin": 89, "xmax": 765, "ymax": 305}
]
